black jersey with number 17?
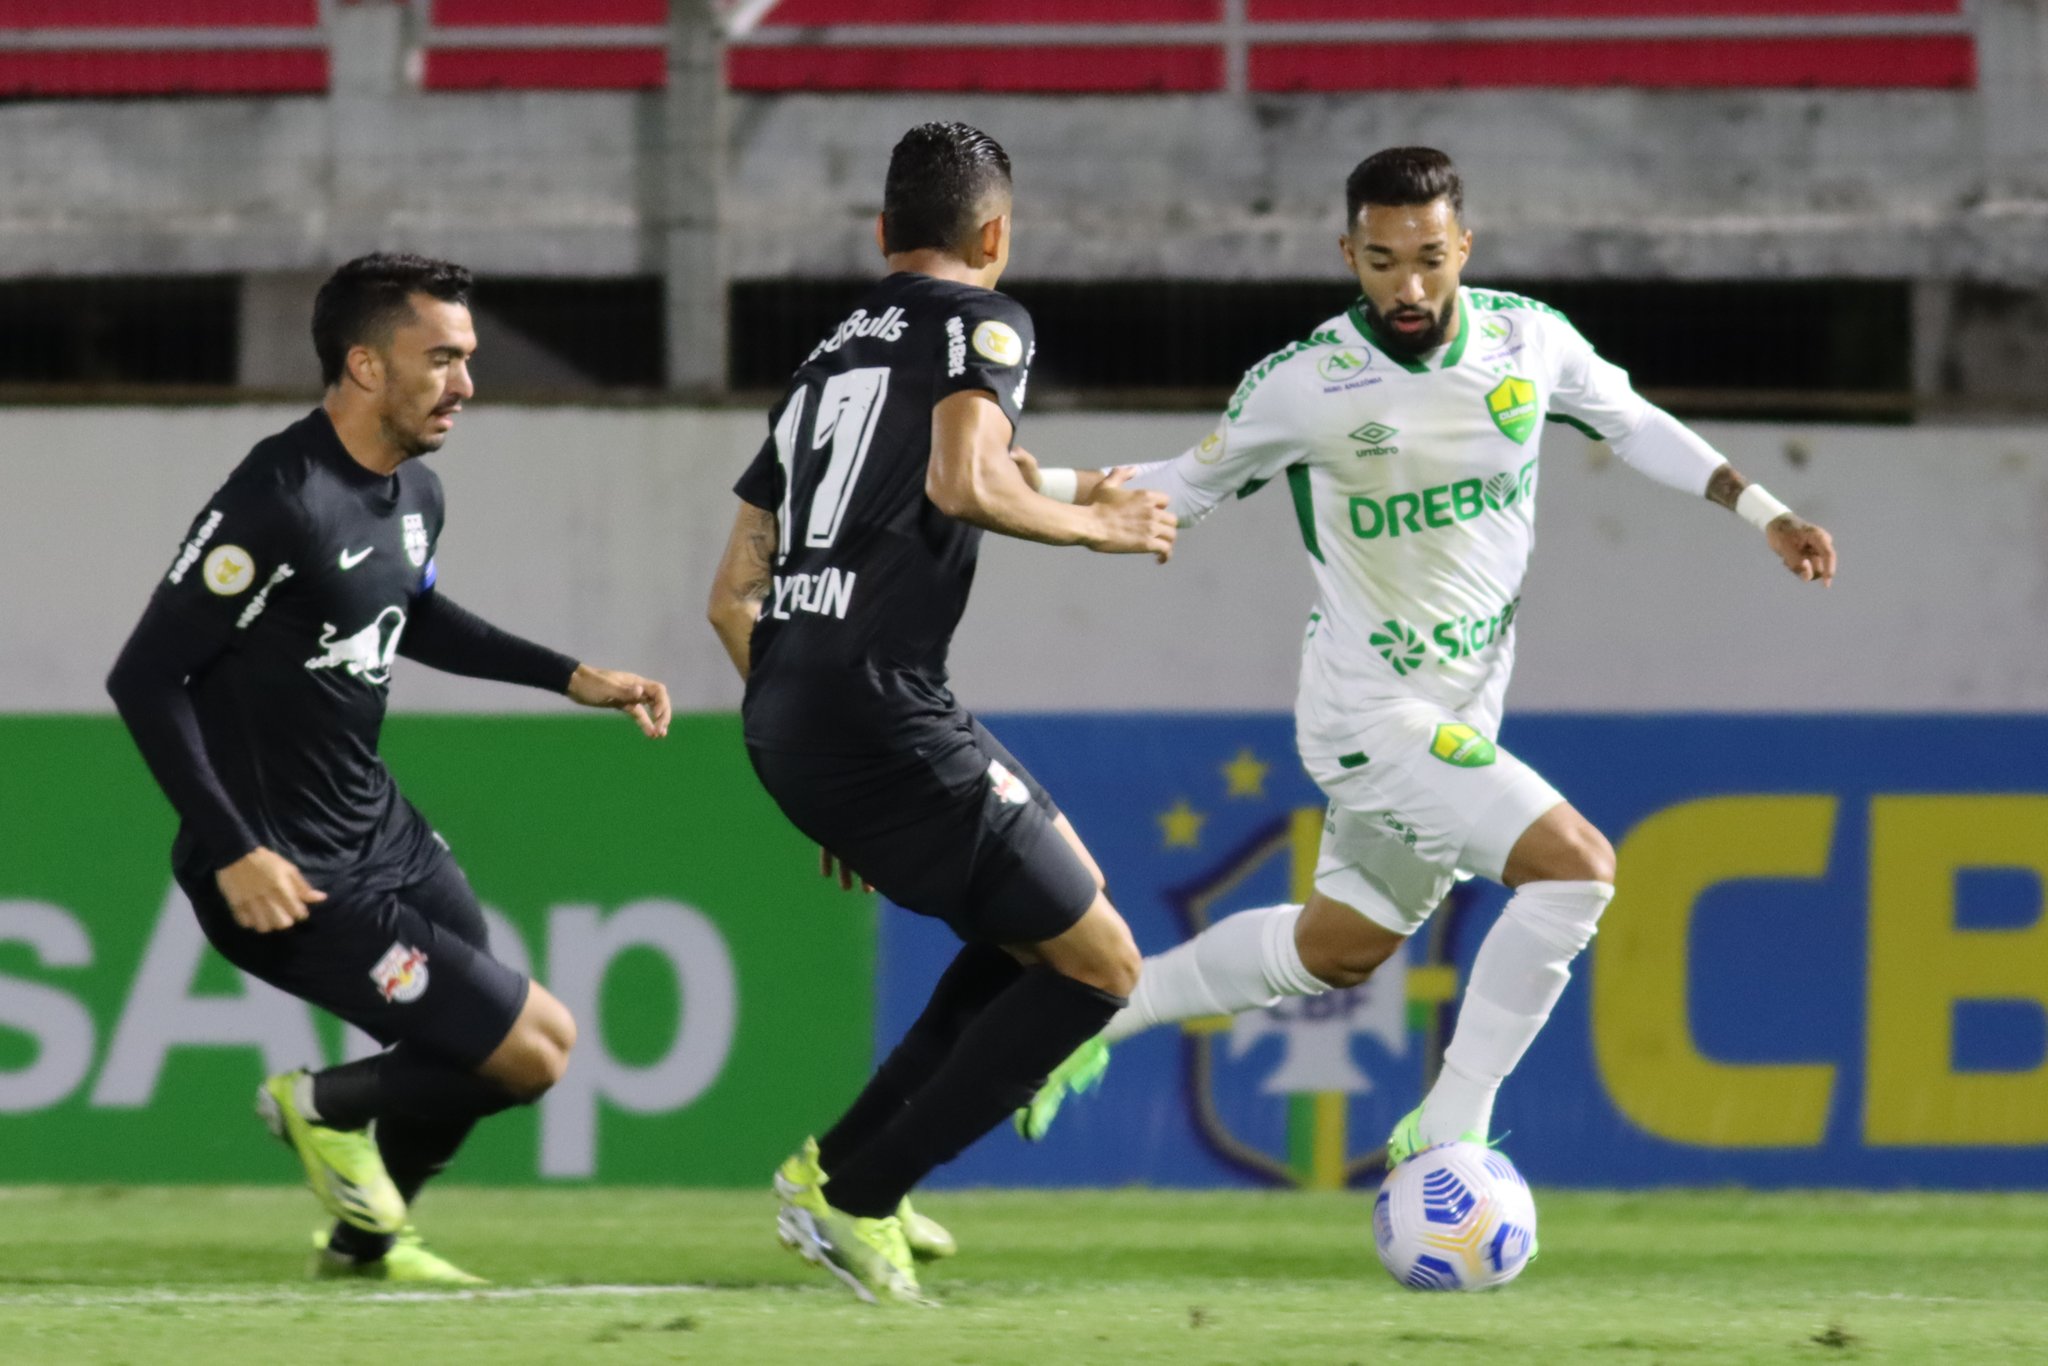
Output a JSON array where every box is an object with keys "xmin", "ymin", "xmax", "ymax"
[{"xmin": 735, "ymin": 272, "xmax": 1035, "ymax": 756}]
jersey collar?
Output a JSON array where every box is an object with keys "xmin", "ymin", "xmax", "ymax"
[{"xmin": 1348, "ymin": 288, "xmax": 1469, "ymax": 374}]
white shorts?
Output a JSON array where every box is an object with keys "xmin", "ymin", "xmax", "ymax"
[{"xmin": 1302, "ymin": 703, "xmax": 1563, "ymax": 937}]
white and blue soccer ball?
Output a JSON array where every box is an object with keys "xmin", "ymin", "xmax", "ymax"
[{"xmin": 1372, "ymin": 1141, "xmax": 1538, "ymax": 1292}]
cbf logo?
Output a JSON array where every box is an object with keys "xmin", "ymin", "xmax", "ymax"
[{"xmin": 1177, "ymin": 809, "xmax": 1459, "ymax": 1188}]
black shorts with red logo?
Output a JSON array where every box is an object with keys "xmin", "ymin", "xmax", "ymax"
[
  {"xmin": 178, "ymin": 852, "xmax": 529, "ymax": 1070},
  {"xmin": 748, "ymin": 712, "xmax": 1101, "ymax": 945}
]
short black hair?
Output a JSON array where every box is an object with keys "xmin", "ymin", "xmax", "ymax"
[
  {"xmin": 881, "ymin": 121, "xmax": 1013, "ymax": 255},
  {"xmin": 311, "ymin": 252, "xmax": 473, "ymax": 386},
  {"xmin": 1345, "ymin": 147, "xmax": 1464, "ymax": 227}
]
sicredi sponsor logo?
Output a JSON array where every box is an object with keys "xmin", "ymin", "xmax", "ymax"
[
  {"xmin": 1432, "ymin": 597, "xmax": 1521, "ymax": 663},
  {"xmin": 1347, "ymin": 459, "xmax": 1537, "ymax": 540},
  {"xmin": 808, "ymin": 305, "xmax": 910, "ymax": 364}
]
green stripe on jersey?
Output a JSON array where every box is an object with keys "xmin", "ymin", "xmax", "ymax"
[
  {"xmin": 1286, "ymin": 464, "xmax": 1324, "ymax": 564},
  {"xmin": 1547, "ymin": 413, "xmax": 1605, "ymax": 441}
]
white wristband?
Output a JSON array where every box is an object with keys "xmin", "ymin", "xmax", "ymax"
[
  {"xmin": 1735, "ymin": 483, "xmax": 1792, "ymax": 532},
  {"xmin": 1037, "ymin": 467, "xmax": 1079, "ymax": 504}
]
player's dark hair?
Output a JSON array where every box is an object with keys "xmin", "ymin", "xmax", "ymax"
[
  {"xmin": 881, "ymin": 122, "xmax": 1013, "ymax": 255},
  {"xmin": 1345, "ymin": 147, "xmax": 1464, "ymax": 226},
  {"xmin": 311, "ymin": 252, "xmax": 473, "ymax": 386}
]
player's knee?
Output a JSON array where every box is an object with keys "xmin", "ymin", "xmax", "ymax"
[
  {"xmin": 1513, "ymin": 817, "xmax": 1616, "ymax": 886},
  {"xmin": 1559, "ymin": 823, "xmax": 1617, "ymax": 885},
  {"xmin": 1297, "ymin": 912, "xmax": 1402, "ymax": 989},
  {"xmin": 491, "ymin": 994, "xmax": 576, "ymax": 1101}
]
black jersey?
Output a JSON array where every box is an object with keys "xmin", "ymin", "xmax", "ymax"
[
  {"xmin": 134, "ymin": 410, "xmax": 453, "ymax": 886},
  {"xmin": 735, "ymin": 272, "xmax": 1036, "ymax": 755}
]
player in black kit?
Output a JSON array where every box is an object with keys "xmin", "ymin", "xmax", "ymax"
[
  {"xmin": 106, "ymin": 254, "xmax": 672, "ymax": 1284},
  {"xmin": 706, "ymin": 123, "xmax": 1178, "ymax": 1304}
]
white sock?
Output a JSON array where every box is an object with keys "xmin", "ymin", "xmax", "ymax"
[
  {"xmin": 1102, "ymin": 903, "xmax": 1326, "ymax": 1044},
  {"xmin": 1419, "ymin": 879, "xmax": 1614, "ymax": 1144}
]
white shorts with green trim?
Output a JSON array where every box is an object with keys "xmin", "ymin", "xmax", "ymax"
[{"xmin": 1301, "ymin": 702, "xmax": 1564, "ymax": 937}]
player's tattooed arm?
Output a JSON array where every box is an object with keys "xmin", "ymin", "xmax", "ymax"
[
  {"xmin": 707, "ymin": 499, "xmax": 778, "ymax": 679},
  {"xmin": 929, "ymin": 392, "xmax": 1176, "ymax": 561},
  {"xmin": 1705, "ymin": 463, "xmax": 1838, "ymax": 585},
  {"xmin": 1704, "ymin": 464, "xmax": 1747, "ymax": 510}
]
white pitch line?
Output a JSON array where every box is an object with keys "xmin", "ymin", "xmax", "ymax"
[{"xmin": 0, "ymin": 1284, "xmax": 709, "ymax": 1310}]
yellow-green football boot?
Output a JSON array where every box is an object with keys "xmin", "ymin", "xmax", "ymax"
[
  {"xmin": 1013, "ymin": 1036, "xmax": 1110, "ymax": 1142},
  {"xmin": 1383, "ymin": 1106, "xmax": 1490, "ymax": 1168},
  {"xmin": 897, "ymin": 1197, "xmax": 956, "ymax": 1262},
  {"xmin": 780, "ymin": 1203, "xmax": 931, "ymax": 1307},
  {"xmin": 256, "ymin": 1070, "xmax": 405, "ymax": 1234},
  {"xmin": 773, "ymin": 1137, "xmax": 955, "ymax": 1262},
  {"xmin": 311, "ymin": 1227, "xmax": 486, "ymax": 1286}
]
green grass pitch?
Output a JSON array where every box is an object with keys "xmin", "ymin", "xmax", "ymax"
[{"xmin": 1, "ymin": 1187, "xmax": 2043, "ymax": 1364}]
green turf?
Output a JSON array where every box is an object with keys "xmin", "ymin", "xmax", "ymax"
[{"xmin": 0, "ymin": 1187, "xmax": 2041, "ymax": 1364}]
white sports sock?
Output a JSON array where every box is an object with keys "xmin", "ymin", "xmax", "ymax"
[
  {"xmin": 1102, "ymin": 903, "xmax": 1325, "ymax": 1044},
  {"xmin": 1419, "ymin": 879, "xmax": 1614, "ymax": 1144}
]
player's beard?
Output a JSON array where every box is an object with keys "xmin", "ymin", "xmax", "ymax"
[
  {"xmin": 383, "ymin": 403, "xmax": 453, "ymax": 458},
  {"xmin": 1362, "ymin": 297, "xmax": 1452, "ymax": 360}
]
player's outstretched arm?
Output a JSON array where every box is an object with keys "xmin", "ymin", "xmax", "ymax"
[
  {"xmin": 566, "ymin": 664, "xmax": 672, "ymax": 738},
  {"xmin": 927, "ymin": 391, "xmax": 1176, "ymax": 560},
  {"xmin": 1704, "ymin": 464, "xmax": 1838, "ymax": 586},
  {"xmin": 706, "ymin": 499, "xmax": 777, "ymax": 680}
]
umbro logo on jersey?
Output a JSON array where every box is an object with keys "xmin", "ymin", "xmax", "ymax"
[
  {"xmin": 1350, "ymin": 422, "xmax": 1399, "ymax": 456},
  {"xmin": 338, "ymin": 546, "xmax": 374, "ymax": 570}
]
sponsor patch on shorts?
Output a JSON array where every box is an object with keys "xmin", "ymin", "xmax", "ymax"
[
  {"xmin": 1429, "ymin": 723, "xmax": 1497, "ymax": 768},
  {"xmin": 370, "ymin": 942, "xmax": 430, "ymax": 1003}
]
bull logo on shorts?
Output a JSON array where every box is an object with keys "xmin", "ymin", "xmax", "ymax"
[
  {"xmin": 1181, "ymin": 808, "xmax": 1459, "ymax": 1189},
  {"xmin": 371, "ymin": 942, "xmax": 430, "ymax": 1004}
]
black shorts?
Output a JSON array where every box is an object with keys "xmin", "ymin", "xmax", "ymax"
[
  {"xmin": 748, "ymin": 715, "xmax": 1100, "ymax": 944},
  {"xmin": 179, "ymin": 853, "xmax": 529, "ymax": 1070}
]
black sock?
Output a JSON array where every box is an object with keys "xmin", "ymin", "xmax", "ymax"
[
  {"xmin": 817, "ymin": 943, "xmax": 1021, "ymax": 1175},
  {"xmin": 326, "ymin": 1112, "xmax": 483, "ymax": 1263},
  {"xmin": 310, "ymin": 1043, "xmax": 520, "ymax": 1132},
  {"xmin": 824, "ymin": 966, "xmax": 1125, "ymax": 1218}
]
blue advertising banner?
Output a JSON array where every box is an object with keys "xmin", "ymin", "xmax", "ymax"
[{"xmin": 876, "ymin": 714, "xmax": 2048, "ymax": 1190}]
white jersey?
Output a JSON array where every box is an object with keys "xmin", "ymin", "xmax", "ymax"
[{"xmin": 1133, "ymin": 286, "xmax": 1723, "ymax": 760}]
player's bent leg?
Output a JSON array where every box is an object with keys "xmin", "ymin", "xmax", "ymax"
[
  {"xmin": 822, "ymin": 891, "xmax": 1129, "ymax": 1234},
  {"xmin": 1412, "ymin": 800, "xmax": 1615, "ymax": 1155},
  {"xmin": 478, "ymin": 980, "xmax": 577, "ymax": 1102},
  {"xmin": 1291, "ymin": 891, "xmax": 1408, "ymax": 989}
]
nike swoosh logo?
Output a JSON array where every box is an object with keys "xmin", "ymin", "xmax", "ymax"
[{"xmin": 339, "ymin": 547, "xmax": 374, "ymax": 570}]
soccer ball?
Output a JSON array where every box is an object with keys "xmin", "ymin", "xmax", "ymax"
[{"xmin": 1372, "ymin": 1141, "xmax": 1538, "ymax": 1291}]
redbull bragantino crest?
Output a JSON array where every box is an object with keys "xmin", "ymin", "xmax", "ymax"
[
  {"xmin": 1486, "ymin": 375, "xmax": 1540, "ymax": 444},
  {"xmin": 402, "ymin": 513, "xmax": 430, "ymax": 568}
]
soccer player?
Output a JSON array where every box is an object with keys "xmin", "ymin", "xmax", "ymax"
[
  {"xmin": 705, "ymin": 122, "xmax": 1178, "ymax": 1304},
  {"xmin": 1014, "ymin": 148, "xmax": 1839, "ymax": 1166},
  {"xmin": 106, "ymin": 253, "xmax": 672, "ymax": 1283}
]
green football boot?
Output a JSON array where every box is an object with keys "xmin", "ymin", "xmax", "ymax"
[
  {"xmin": 773, "ymin": 1136, "xmax": 956, "ymax": 1262},
  {"xmin": 897, "ymin": 1197, "xmax": 956, "ymax": 1262},
  {"xmin": 1384, "ymin": 1106, "xmax": 1496, "ymax": 1168},
  {"xmin": 256, "ymin": 1071, "xmax": 405, "ymax": 1235},
  {"xmin": 311, "ymin": 1227, "xmax": 486, "ymax": 1286},
  {"xmin": 779, "ymin": 1203, "xmax": 932, "ymax": 1307},
  {"xmin": 1013, "ymin": 1036, "xmax": 1110, "ymax": 1142}
]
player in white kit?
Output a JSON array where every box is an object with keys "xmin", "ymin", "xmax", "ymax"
[{"xmin": 1015, "ymin": 147, "xmax": 1838, "ymax": 1164}]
